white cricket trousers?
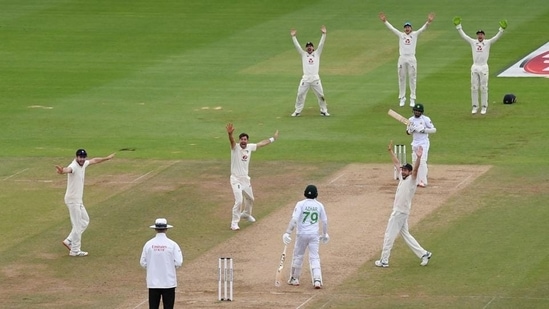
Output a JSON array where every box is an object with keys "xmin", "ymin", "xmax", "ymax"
[
  {"xmin": 380, "ymin": 211, "xmax": 427, "ymax": 264},
  {"xmin": 294, "ymin": 78, "xmax": 328, "ymax": 114},
  {"xmin": 470, "ymin": 64, "xmax": 489, "ymax": 108},
  {"xmin": 397, "ymin": 55, "xmax": 417, "ymax": 100},
  {"xmin": 411, "ymin": 142, "xmax": 430, "ymax": 185},
  {"xmin": 230, "ymin": 175, "xmax": 254, "ymax": 225},
  {"xmin": 66, "ymin": 202, "xmax": 89, "ymax": 253},
  {"xmin": 290, "ymin": 233, "xmax": 322, "ymax": 281}
]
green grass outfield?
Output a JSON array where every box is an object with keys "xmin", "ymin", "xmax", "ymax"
[{"xmin": 0, "ymin": 0, "xmax": 548, "ymax": 308}]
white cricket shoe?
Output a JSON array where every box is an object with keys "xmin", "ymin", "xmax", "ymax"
[
  {"xmin": 62, "ymin": 239, "xmax": 72, "ymax": 251},
  {"xmin": 399, "ymin": 97, "xmax": 406, "ymax": 107},
  {"xmin": 241, "ymin": 214, "xmax": 256, "ymax": 223},
  {"xmin": 481, "ymin": 106, "xmax": 487, "ymax": 114},
  {"xmin": 69, "ymin": 251, "xmax": 88, "ymax": 257},
  {"xmin": 314, "ymin": 280, "xmax": 322, "ymax": 289},
  {"xmin": 374, "ymin": 260, "xmax": 389, "ymax": 268},
  {"xmin": 420, "ymin": 251, "xmax": 432, "ymax": 266},
  {"xmin": 288, "ymin": 277, "xmax": 300, "ymax": 286},
  {"xmin": 471, "ymin": 106, "xmax": 478, "ymax": 114},
  {"xmin": 291, "ymin": 112, "xmax": 300, "ymax": 117},
  {"xmin": 320, "ymin": 111, "xmax": 330, "ymax": 117},
  {"xmin": 230, "ymin": 223, "xmax": 240, "ymax": 231},
  {"xmin": 409, "ymin": 98, "xmax": 415, "ymax": 107}
]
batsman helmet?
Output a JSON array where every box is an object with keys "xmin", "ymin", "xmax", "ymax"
[
  {"xmin": 75, "ymin": 149, "xmax": 87, "ymax": 158},
  {"xmin": 503, "ymin": 94, "xmax": 516, "ymax": 104},
  {"xmin": 412, "ymin": 103, "xmax": 424, "ymax": 113},
  {"xmin": 304, "ymin": 184, "xmax": 318, "ymax": 199}
]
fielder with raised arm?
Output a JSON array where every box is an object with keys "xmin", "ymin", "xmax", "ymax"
[
  {"xmin": 290, "ymin": 25, "xmax": 330, "ymax": 117},
  {"xmin": 282, "ymin": 184, "xmax": 329, "ymax": 289},
  {"xmin": 379, "ymin": 12, "xmax": 435, "ymax": 107},
  {"xmin": 375, "ymin": 141, "xmax": 432, "ymax": 268},
  {"xmin": 453, "ymin": 16, "xmax": 507, "ymax": 115},
  {"xmin": 226, "ymin": 123, "xmax": 278, "ymax": 231}
]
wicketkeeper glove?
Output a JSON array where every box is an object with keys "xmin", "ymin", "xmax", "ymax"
[
  {"xmin": 282, "ymin": 233, "xmax": 292, "ymax": 245},
  {"xmin": 499, "ymin": 19, "xmax": 508, "ymax": 29},
  {"xmin": 319, "ymin": 233, "xmax": 330, "ymax": 244},
  {"xmin": 453, "ymin": 16, "xmax": 462, "ymax": 26}
]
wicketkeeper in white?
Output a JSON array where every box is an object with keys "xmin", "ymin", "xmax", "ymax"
[
  {"xmin": 453, "ymin": 16, "xmax": 507, "ymax": 115},
  {"xmin": 290, "ymin": 25, "xmax": 330, "ymax": 117},
  {"xmin": 406, "ymin": 103, "xmax": 436, "ymax": 187},
  {"xmin": 282, "ymin": 184, "xmax": 329, "ymax": 289},
  {"xmin": 226, "ymin": 123, "xmax": 278, "ymax": 231},
  {"xmin": 375, "ymin": 141, "xmax": 431, "ymax": 268},
  {"xmin": 56, "ymin": 149, "xmax": 115, "ymax": 257},
  {"xmin": 379, "ymin": 12, "xmax": 435, "ymax": 107}
]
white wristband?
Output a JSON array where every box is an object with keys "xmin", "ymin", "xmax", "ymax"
[{"xmin": 269, "ymin": 137, "xmax": 275, "ymax": 143}]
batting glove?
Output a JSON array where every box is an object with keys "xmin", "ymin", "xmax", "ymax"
[
  {"xmin": 414, "ymin": 124, "xmax": 425, "ymax": 133},
  {"xmin": 406, "ymin": 123, "xmax": 415, "ymax": 134},
  {"xmin": 453, "ymin": 16, "xmax": 462, "ymax": 26},
  {"xmin": 319, "ymin": 234, "xmax": 330, "ymax": 244},
  {"xmin": 499, "ymin": 19, "xmax": 508, "ymax": 29},
  {"xmin": 282, "ymin": 233, "xmax": 292, "ymax": 245}
]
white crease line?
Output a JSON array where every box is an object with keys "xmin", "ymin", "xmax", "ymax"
[
  {"xmin": 132, "ymin": 171, "xmax": 153, "ymax": 183},
  {"xmin": 2, "ymin": 168, "xmax": 29, "ymax": 181},
  {"xmin": 131, "ymin": 299, "xmax": 147, "ymax": 309},
  {"xmin": 482, "ymin": 296, "xmax": 496, "ymax": 309},
  {"xmin": 456, "ymin": 174, "xmax": 473, "ymax": 189},
  {"xmin": 296, "ymin": 294, "xmax": 316, "ymax": 309},
  {"xmin": 329, "ymin": 173, "xmax": 345, "ymax": 185}
]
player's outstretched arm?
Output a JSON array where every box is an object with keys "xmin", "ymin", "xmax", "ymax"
[
  {"xmin": 378, "ymin": 12, "xmax": 387, "ymax": 22},
  {"xmin": 427, "ymin": 12, "xmax": 435, "ymax": 23},
  {"xmin": 226, "ymin": 123, "xmax": 236, "ymax": 149},
  {"xmin": 89, "ymin": 153, "xmax": 115, "ymax": 165},
  {"xmin": 257, "ymin": 130, "xmax": 279, "ymax": 148},
  {"xmin": 412, "ymin": 146, "xmax": 423, "ymax": 179},
  {"xmin": 387, "ymin": 140, "xmax": 400, "ymax": 169}
]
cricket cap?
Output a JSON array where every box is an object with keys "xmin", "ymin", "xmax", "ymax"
[
  {"xmin": 75, "ymin": 149, "xmax": 87, "ymax": 158},
  {"xmin": 403, "ymin": 22, "xmax": 412, "ymax": 27},
  {"xmin": 305, "ymin": 41, "xmax": 314, "ymax": 47},
  {"xmin": 476, "ymin": 29, "xmax": 485, "ymax": 35},
  {"xmin": 401, "ymin": 163, "xmax": 413, "ymax": 171}
]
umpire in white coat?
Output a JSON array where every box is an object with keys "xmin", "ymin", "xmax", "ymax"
[{"xmin": 140, "ymin": 218, "xmax": 183, "ymax": 309}]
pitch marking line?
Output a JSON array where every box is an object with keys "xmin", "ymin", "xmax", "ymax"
[
  {"xmin": 131, "ymin": 299, "xmax": 148, "ymax": 309},
  {"xmin": 296, "ymin": 294, "xmax": 317, "ymax": 309},
  {"xmin": 2, "ymin": 168, "xmax": 29, "ymax": 181},
  {"xmin": 329, "ymin": 173, "xmax": 345, "ymax": 185}
]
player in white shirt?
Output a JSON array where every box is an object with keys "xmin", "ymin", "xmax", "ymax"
[
  {"xmin": 55, "ymin": 149, "xmax": 115, "ymax": 257},
  {"xmin": 290, "ymin": 25, "xmax": 330, "ymax": 117},
  {"xmin": 226, "ymin": 123, "xmax": 279, "ymax": 231},
  {"xmin": 282, "ymin": 184, "xmax": 329, "ymax": 289},
  {"xmin": 375, "ymin": 141, "xmax": 432, "ymax": 268},
  {"xmin": 406, "ymin": 103, "xmax": 436, "ymax": 187},
  {"xmin": 379, "ymin": 12, "xmax": 435, "ymax": 107},
  {"xmin": 454, "ymin": 17, "xmax": 507, "ymax": 115},
  {"xmin": 140, "ymin": 218, "xmax": 183, "ymax": 309}
]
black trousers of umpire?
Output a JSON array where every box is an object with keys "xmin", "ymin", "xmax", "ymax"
[{"xmin": 149, "ymin": 287, "xmax": 175, "ymax": 309}]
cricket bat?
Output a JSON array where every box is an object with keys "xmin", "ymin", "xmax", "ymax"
[
  {"xmin": 388, "ymin": 109, "xmax": 410, "ymax": 125},
  {"xmin": 274, "ymin": 245, "xmax": 287, "ymax": 287}
]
